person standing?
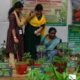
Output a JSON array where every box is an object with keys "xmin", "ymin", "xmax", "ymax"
[
  {"xmin": 24, "ymin": 4, "xmax": 46, "ymax": 60},
  {"xmin": 6, "ymin": 1, "xmax": 24, "ymax": 67}
]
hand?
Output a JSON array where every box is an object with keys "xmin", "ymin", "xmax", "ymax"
[
  {"xmin": 13, "ymin": 10, "xmax": 17, "ymax": 16},
  {"xmin": 34, "ymin": 30, "xmax": 38, "ymax": 34},
  {"xmin": 29, "ymin": 11, "xmax": 35, "ymax": 18},
  {"xmin": 14, "ymin": 37, "xmax": 19, "ymax": 43},
  {"xmin": 34, "ymin": 30, "xmax": 41, "ymax": 36}
]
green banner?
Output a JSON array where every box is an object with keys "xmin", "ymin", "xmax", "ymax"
[
  {"xmin": 68, "ymin": 25, "xmax": 80, "ymax": 53},
  {"xmin": 12, "ymin": 0, "xmax": 68, "ymax": 26}
]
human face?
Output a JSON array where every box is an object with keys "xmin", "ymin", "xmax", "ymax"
[
  {"xmin": 35, "ymin": 10, "xmax": 42, "ymax": 16},
  {"xmin": 49, "ymin": 31, "xmax": 56, "ymax": 39}
]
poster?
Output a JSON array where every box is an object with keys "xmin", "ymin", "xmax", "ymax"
[
  {"xmin": 68, "ymin": 25, "xmax": 80, "ymax": 54},
  {"xmin": 12, "ymin": 0, "xmax": 68, "ymax": 26},
  {"xmin": 71, "ymin": 0, "xmax": 80, "ymax": 24}
]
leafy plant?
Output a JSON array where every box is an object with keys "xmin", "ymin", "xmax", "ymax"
[
  {"xmin": 53, "ymin": 55, "xmax": 68, "ymax": 73},
  {"xmin": 25, "ymin": 67, "xmax": 53, "ymax": 80},
  {"xmin": 22, "ymin": 52, "xmax": 35, "ymax": 66},
  {"xmin": 53, "ymin": 55, "xmax": 68, "ymax": 63},
  {"xmin": 22, "ymin": 52, "xmax": 31, "ymax": 61},
  {"xmin": 0, "ymin": 42, "xmax": 6, "ymax": 62},
  {"xmin": 42, "ymin": 63, "xmax": 53, "ymax": 73},
  {"xmin": 52, "ymin": 66, "xmax": 69, "ymax": 80},
  {"xmin": 16, "ymin": 52, "xmax": 34, "ymax": 65},
  {"xmin": 51, "ymin": 63, "xmax": 80, "ymax": 80},
  {"xmin": 57, "ymin": 42, "xmax": 73, "ymax": 56},
  {"xmin": 36, "ymin": 56, "xmax": 47, "ymax": 64}
]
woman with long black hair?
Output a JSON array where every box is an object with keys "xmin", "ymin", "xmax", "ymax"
[{"xmin": 6, "ymin": 1, "xmax": 24, "ymax": 67}]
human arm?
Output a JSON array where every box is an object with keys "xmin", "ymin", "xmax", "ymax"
[
  {"xmin": 34, "ymin": 15, "xmax": 46, "ymax": 35},
  {"xmin": 34, "ymin": 24, "xmax": 45, "ymax": 35},
  {"xmin": 13, "ymin": 11, "xmax": 25, "ymax": 27},
  {"xmin": 12, "ymin": 29, "xmax": 19, "ymax": 43},
  {"xmin": 27, "ymin": 11, "xmax": 36, "ymax": 22},
  {"xmin": 13, "ymin": 11, "xmax": 35, "ymax": 27},
  {"xmin": 9, "ymin": 14, "xmax": 19, "ymax": 43}
]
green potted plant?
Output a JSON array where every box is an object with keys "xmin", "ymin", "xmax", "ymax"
[
  {"xmin": 22, "ymin": 52, "xmax": 34, "ymax": 66},
  {"xmin": 0, "ymin": 41, "xmax": 6, "ymax": 62},
  {"xmin": 53, "ymin": 42, "xmax": 72, "ymax": 73},
  {"xmin": 15, "ymin": 52, "xmax": 32, "ymax": 74},
  {"xmin": 53, "ymin": 56, "xmax": 67, "ymax": 73},
  {"xmin": 50, "ymin": 63, "xmax": 80, "ymax": 80},
  {"xmin": 67, "ymin": 54, "xmax": 78, "ymax": 74},
  {"xmin": 34, "ymin": 56, "xmax": 47, "ymax": 67},
  {"xmin": 53, "ymin": 49, "xmax": 68, "ymax": 73},
  {"xmin": 25, "ymin": 67, "xmax": 53, "ymax": 80}
]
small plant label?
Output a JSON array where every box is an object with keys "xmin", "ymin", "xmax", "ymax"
[{"xmin": 69, "ymin": 74, "xmax": 76, "ymax": 80}]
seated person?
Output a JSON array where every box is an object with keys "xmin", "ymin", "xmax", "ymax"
[{"xmin": 40, "ymin": 27, "xmax": 62, "ymax": 62}]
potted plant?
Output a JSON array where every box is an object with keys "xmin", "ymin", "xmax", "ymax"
[
  {"xmin": 25, "ymin": 67, "xmax": 53, "ymax": 80},
  {"xmin": 51, "ymin": 63, "xmax": 80, "ymax": 80},
  {"xmin": 15, "ymin": 52, "xmax": 32, "ymax": 74},
  {"xmin": 42, "ymin": 63, "xmax": 54, "ymax": 76},
  {"xmin": 0, "ymin": 41, "xmax": 6, "ymax": 62},
  {"xmin": 22, "ymin": 52, "xmax": 34, "ymax": 66},
  {"xmin": 53, "ymin": 42, "xmax": 72, "ymax": 73},
  {"xmin": 34, "ymin": 56, "xmax": 47, "ymax": 67},
  {"xmin": 51, "ymin": 65, "xmax": 69, "ymax": 80},
  {"xmin": 53, "ymin": 56, "xmax": 67, "ymax": 73},
  {"xmin": 67, "ymin": 54, "xmax": 78, "ymax": 74},
  {"xmin": 53, "ymin": 49, "xmax": 68, "ymax": 73}
]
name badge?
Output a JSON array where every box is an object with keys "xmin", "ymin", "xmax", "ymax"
[{"xmin": 19, "ymin": 30, "xmax": 22, "ymax": 34}]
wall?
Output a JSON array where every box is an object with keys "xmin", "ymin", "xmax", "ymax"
[
  {"xmin": 0, "ymin": 0, "xmax": 11, "ymax": 46},
  {"xmin": 0, "ymin": 0, "xmax": 72, "ymax": 45}
]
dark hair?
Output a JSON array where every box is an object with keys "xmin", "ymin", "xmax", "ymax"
[
  {"xmin": 8, "ymin": 1, "xmax": 23, "ymax": 16},
  {"xmin": 48, "ymin": 27, "xmax": 57, "ymax": 33},
  {"xmin": 35, "ymin": 4, "xmax": 43, "ymax": 11}
]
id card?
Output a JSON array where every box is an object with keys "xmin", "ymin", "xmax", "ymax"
[{"xmin": 19, "ymin": 30, "xmax": 22, "ymax": 34}]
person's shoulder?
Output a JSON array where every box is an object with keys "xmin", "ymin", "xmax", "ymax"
[
  {"xmin": 56, "ymin": 37, "xmax": 62, "ymax": 42},
  {"xmin": 9, "ymin": 13, "xmax": 15, "ymax": 18},
  {"xmin": 8, "ymin": 13, "xmax": 15, "ymax": 21}
]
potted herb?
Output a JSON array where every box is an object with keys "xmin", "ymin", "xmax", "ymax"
[
  {"xmin": 53, "ymin": 42, "xmax": 72, "ymax": 73},
  {"xmin": 52, "ymin": 65, "xmax": 69, "ymax": 80},
  {"xmin": 0, "ymin": 41, "xmax": 6, "ymax": 62},
  {"xmin": 15, "ymin": 52, "xmax": 32, "ymax": 74},
  {"xmin": 34, "ymin": 56, "xmax": 47, "ymax": 67},
  {"xmin": 53, "ymin": 49, "xmax": 68, "ymax": 73},
  {"xmin": 67, "ymin": 54, "xmax": 77, "ymax": 74},
  {"xmin": 25, "ymin": 67, "xmax": 53, "ymax": 80}
]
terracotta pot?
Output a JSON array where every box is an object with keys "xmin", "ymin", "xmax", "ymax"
[
  {"xmin": 68, "ymin": 67, "xmax": 75, "ymax": 74},
  {"xmin": 54, "ymin": 62, "xmax": 67, "ymax": 73},
  {"xmin": 34, "ymin": 63, "xmax": 41, "ymax": 67},
  {"xmin": 16, "ymin": 64, "xmax": 27, "ymax": 74}
]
